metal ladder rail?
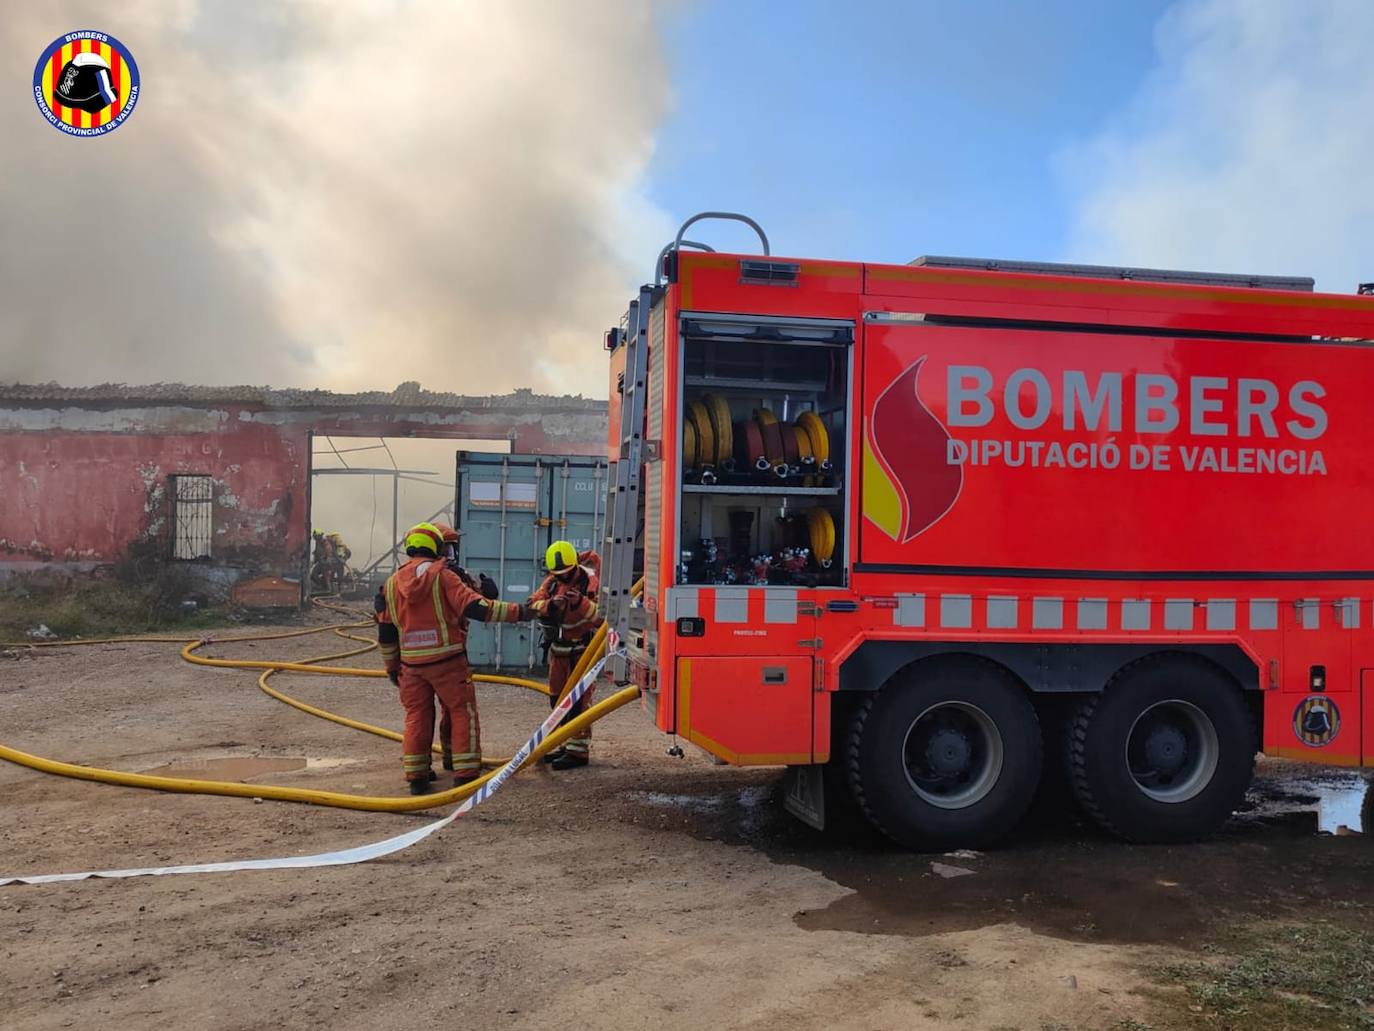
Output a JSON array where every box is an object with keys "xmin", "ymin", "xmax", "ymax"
[{"xmin": 601, "ymin": 286, "xmax": 653, "ymax": 678}]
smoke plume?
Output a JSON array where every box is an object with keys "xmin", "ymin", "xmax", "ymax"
[{"xmin": 0, "ymin": 1, "xmax": 674, "ymax": 396}]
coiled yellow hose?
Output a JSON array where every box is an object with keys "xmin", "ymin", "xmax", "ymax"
[
  {"xmin": 0, "ymin": 688, "xmax": 636, "ymax": 813},
  {"xmin": 0, "ymin": 581, "xmax": 641, "ymax": 814}
]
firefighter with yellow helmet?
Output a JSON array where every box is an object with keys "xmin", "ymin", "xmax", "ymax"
[
  {"xmin": 526, "ymin": 540, "xmax": 602, "ymax": 769},
  {"xmin": 376, "ymin": 522, "xmax": 529, "ymax": 794}
]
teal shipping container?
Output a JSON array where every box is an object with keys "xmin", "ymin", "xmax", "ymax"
[{"xmin": 454, "ymin": 452, "xmax": 607, "ymax": 670}]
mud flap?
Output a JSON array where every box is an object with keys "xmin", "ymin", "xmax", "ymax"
[{"xmin": 783, "ymin": 764, "xmax": 826, "ymax": 830}]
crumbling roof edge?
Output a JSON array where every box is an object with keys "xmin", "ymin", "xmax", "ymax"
[{"xmin": 0, "ymin": 380, "xmax": 608, "ymax": 412}]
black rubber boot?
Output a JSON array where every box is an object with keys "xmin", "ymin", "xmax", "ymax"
[
  {"xmin": 441, "ymin": 756, "xmax": 454, "ymax": 772},
  {"xmin": 551, "ymin": 751, "xmax": 589, "ymax": 771},
  {"xmin": 540, "ymin": 747, "xmax": 566, "ymax": 765},
  {"xmin": 408, "ymin": 778, "xmax": 431, "ymax": 796}
]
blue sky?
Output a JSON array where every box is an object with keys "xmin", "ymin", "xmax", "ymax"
[{"xmin": 647, "ymin": 0, "xmax": 1167, "ymax": 266}]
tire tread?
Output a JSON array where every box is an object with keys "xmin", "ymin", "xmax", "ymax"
[
  {"xmin": 845, "ymin": 692, "xmax": 889, "ymax": 839},
  {"xmin": 846, "ymin": 656, "xmax": 1041, "ymax": 848},
  {"xmin": 1068, "ymin": 652, "xmax": 1256, "ymax": 843}
]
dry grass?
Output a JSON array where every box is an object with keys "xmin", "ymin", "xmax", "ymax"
[
  {"xmin": 0, "ymin": 569, "xmax": 224, "ymax": 641},
  {"xmin": 1154, "ymin": 920, "xmax": 1374, "ymax": 1030}
]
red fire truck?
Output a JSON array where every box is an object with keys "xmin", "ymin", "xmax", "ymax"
[{"xmin": 600, "ymin": 212, "xmax": 1374, "ymax": 851}]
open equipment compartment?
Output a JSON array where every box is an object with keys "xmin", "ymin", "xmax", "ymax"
[{"xmin": 676, "ymin": 314, "xmax": 852, "ymax": 588}]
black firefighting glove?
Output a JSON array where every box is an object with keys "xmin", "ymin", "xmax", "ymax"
[
  {"xmin": 479, "ymin": 573, "xmax": 499, "ymax": 600},
  {"xmin": 387, "ymin": 668, "xmax": 400, "ymax": 687}
]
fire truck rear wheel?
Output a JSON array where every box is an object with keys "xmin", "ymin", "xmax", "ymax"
[
  {"xmin": 845, "ymin": 657, "xmax": 1042, "ymax": 851},
  {"xmin": 1069, "ymin": 654, "xmax": 1255, "ymax": 843}
]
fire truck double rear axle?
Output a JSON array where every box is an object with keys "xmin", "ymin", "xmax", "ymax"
[{"xmin": 601, "ymin": 212, "xmax": 1374, "ymax": 850}]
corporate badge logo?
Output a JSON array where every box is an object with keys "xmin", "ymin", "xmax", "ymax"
[
  {"xmin": 1293, "ymin": 694, "xmax": 1340, "ymax": 748},
  {"xmin": 33, "ymin": 30, "xmax": 140, "ymax": 137}
]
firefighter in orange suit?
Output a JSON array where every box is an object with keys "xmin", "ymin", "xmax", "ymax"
[
  {"xmin": 376, "ymin": 522, "xmax": 527, "ymax": 795},
  {"xmin": 432, "ymin": 522, "xmax": 499, "ymax": 775},
  {"xmin": 526, "ymin": 540, "xmax": 602, "ymax": 770}
]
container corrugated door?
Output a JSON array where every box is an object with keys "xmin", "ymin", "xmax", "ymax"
[
  {"xmin": 455, "ymin": 454, "xmax": 540, "ymax": 669},
  {"xmin": 456, "ymin": 453, "xmax": 606, "ymax": 670},
  {"xmin": 551, "ymin": 458, "xmax": 608, "ymax": 558}
]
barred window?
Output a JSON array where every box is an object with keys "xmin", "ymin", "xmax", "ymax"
[{"xmin": 170, "ymin": 474, "xmax": 213, "ymax": 560}]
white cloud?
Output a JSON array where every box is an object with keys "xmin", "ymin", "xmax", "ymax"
[{"xmin": 1062, "ymin": 0, "xmax": 1374, "ymax": 293}]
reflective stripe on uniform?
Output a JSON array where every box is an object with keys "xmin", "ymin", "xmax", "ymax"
[
  {"xmin": 479, "ymin": 599, "xmax": 521, "ymax": 623},
  {"xmin": 385, "ymin": 575, "xmax": 401, "ymax": 628},
  {"xmin": 397, "ymin": 641, "xmax": 466, "ymax": 661},
  {"xmin": 431, "ymin": 576, "xmax": 451, "ymax": 650}
]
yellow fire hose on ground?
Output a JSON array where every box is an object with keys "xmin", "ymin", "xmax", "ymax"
[{"xmin": 0, "ymin": 583, "xmax": 640, "ymax": 815}]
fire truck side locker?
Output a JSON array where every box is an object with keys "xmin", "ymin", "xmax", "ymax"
[{"xmin": 664, "ymin": 309, "xmax": 853, "ymax": 767}]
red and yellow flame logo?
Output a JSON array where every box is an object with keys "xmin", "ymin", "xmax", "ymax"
[{"xmin": 863, "ymin": 357, "xmax": 963, "ymax": 542}]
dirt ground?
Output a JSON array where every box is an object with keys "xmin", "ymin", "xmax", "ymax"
[{"xmin": 1, "ymin": 617, "xmax": 1371, "ymax": 1031}]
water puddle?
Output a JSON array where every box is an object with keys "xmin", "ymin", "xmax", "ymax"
[
  {"xmin": 304, "ymin": 757, "xmax": 362, "ymax": 772},
  {"xmin": 620, "ymin": 765, "xmax": 1373, "ymax": 947},
  {"xmin": 144, "ymin": 756, "xmax": 307, "ymax": 780},
  {"xmin": 1240, "ymin": 772, "xmax": 1369, "ymax": 835}
]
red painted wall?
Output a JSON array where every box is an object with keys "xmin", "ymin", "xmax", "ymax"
[
  {"xmin": 0, "ymin": 407, "xmax": 307, "ymax": 571},
  {"xmin": 0, "ymin": 400, "xmax": 605, "ymax": 575}
]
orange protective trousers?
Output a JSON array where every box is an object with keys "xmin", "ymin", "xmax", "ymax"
[
  {"xmin": 399, "ymin": 656, "xmax": 480, "ymax": 781},
  {"xmin": 548, "ymin": 647, "xmax": 593, "ymax": 755}
]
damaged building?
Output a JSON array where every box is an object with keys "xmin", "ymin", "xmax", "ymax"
[{"xmin": 0, "ymin": 382, "xmax": 607, "ymax": 600}]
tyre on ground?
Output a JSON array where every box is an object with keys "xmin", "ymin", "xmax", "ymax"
[
  {"xmin": 1069, "ymin": 653, "xmax": 1256, "ymax": 844},
  {"xmin": 845, "ymin": 656, "xmax": 1043, "ymax": 851}
]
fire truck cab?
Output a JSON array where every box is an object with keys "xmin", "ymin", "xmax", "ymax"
[{"xmin": 601, "ymin": 213, "xmax": 1374, "ymax": 851}]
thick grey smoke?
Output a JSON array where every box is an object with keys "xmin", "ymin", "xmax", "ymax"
[
  {"xmin": 1061, "ymin": 0, "xmax": 1374, "ymax": 292},
  {"xmin": 0, "ymin": 2, "xmax": 674, "ymax": 396}
]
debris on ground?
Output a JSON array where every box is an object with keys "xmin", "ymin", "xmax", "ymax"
[{"xmin": 931, "ymin": 862, "xmax": 976, "ymax": 879}]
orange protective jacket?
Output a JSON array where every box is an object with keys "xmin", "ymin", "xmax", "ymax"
[
  {"xmin": 378, "ymin": 555, "xmax": 521, "ymax": 670},
  {"xmin": 527, "ymin": 551, "xmax": 602, "ymax": 653}
]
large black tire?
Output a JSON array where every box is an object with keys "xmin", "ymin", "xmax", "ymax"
[
  {"xmin": 1070, "ymin": 654, "xmax": 1256, "ymax": 843},
  {"xmin": 846, "ymin": 656, "xmax": 1042, "ymax": 851}
]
